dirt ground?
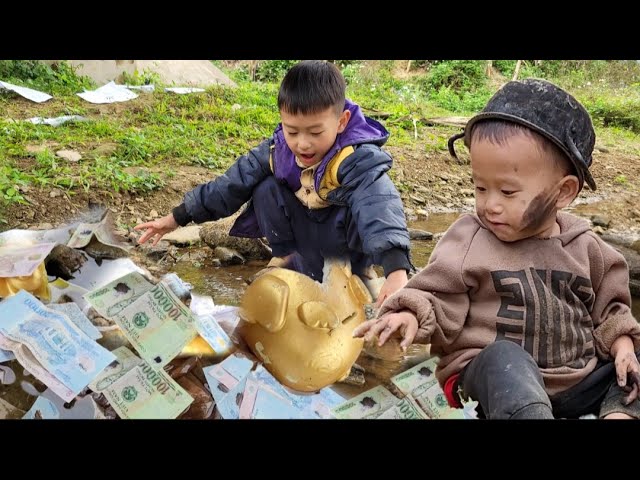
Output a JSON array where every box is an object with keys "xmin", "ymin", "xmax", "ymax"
[{"xmin": 3, "ymin": 133, "xmax": 639, "ymax": 237}]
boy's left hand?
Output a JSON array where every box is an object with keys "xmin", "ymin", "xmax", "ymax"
[
  {"xmin": 375, "ymin": 269, "xmax": 408, "ymax": 308},
  {"xmin": 612, "ymin": 335, "xmax": 640, "ymax": 405}
]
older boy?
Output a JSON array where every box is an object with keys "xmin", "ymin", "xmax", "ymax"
[{"xmin": 135, "ymin": 61, "xmax": 411, "ymax": 305}]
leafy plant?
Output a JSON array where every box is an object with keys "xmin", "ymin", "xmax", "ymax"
[
  {"xmin": 0, "ymin": 60, "xmax": 94, "ymax": 95},
  {"xmin": 121, "ymin": 68, "xmax": 161, "ymax": 86},
  {"xmin": 254, "ymin": 60, "xmax": 299, "ymax": 82}
]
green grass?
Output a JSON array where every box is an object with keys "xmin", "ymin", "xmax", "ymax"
[{"xmin": 1, "ymin": 59, "xmax": 639, "ymax": 214}]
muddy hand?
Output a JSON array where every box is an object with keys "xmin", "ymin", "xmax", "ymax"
[
  {"xmin": 375, "ymin": 269, "xmax": 408, "ymax": 308},
  {"xmin": 133, "ymin": 213, "xmax": 178, "ymax": 246},
  {"xmin": 352, "ymin": 318, "xmax": 381, "ymax": 341},
  {"xmin": 352, "ymin": 311, "xmax": 418, "ymax": 350},
  {"xmin": 623, "ymin": 371, "xmax": 640, "ymax": 405}
]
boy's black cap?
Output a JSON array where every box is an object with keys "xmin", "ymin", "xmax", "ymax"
[{"xmin": 448, "ymin": 78, "xmax": 597, "ymax": 191}]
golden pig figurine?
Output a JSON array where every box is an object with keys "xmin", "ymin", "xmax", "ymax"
[
  {"xmin": 238, "ymin": 261, "xmax": 372, "ymax": 392},
  {"xmin": 0, "ymin": 261, "xmax": 50, "ymax": 301}
]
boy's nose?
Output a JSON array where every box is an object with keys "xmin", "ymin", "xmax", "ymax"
[
  {"xmin": 298, "ymin": 138, "xmax": 312, "ymax": 150},
  {"xmin": 485, "ymin": 195, "xmax": 503, "ymax": 214}
]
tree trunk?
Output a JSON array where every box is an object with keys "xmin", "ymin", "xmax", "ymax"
[
  {"xmin": 512, "ymin": 60, "xmax": 523, "ymax": 81},
  {"xmin": 249, "ymin": 60, "xmax": 259, "ymax": 81}
]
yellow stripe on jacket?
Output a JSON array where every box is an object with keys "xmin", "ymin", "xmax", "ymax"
[
  {"xmin": 268, "ymin": 145, "xmax": 356, "ymax": 203},
  {"xmin": 318, "ymin": 146, "xmax": 355, "ymax": 200}
]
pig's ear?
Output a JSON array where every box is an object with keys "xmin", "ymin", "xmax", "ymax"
[
  {"xmin": 239, "ymin": 274, "xmax": 289, "ymax": 333},
  {"xmin": 349, "ymin": 275, "xmax": 373, "ymax": 304}
]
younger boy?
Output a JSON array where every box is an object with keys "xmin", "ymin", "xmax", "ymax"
[
  {"xmin": 135, "ymin": 61, "xmax": 411, "ymax": 305},
  {"xmin": 354, "ymin": 78, "xmax": 640, "ymax": 419}
]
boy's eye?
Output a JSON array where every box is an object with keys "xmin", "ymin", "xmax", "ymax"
[
  {"xmin": 475, "ymin": 186, "xmax": 486, "ymax": 192},
  {"xmin": 501, "ymin": 190, "xmax": 515, "ymax": 195},
  {"xmin": 311, "ymin": 132, "xmax": 324, "ymax": 136},
  {"xmin": 287, "ymin": 132, "xmax": 298, "ymax": 136}
]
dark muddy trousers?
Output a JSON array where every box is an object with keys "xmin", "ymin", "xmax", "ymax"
[
  {"xmin": 252, "ymin": 176, "xmax": 372, "ymax": 281},
  {"xmin": 458, "ymin": 340, "xmax": 640, "ymax": 419}
]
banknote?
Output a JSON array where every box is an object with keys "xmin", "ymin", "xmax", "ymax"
[
  {"xmin": 0, "ymin": 333, "xmax": 76, "ymax": 401},
  {"xmin": 331, "ymin": 385, "xmax": 399, "ymax": 419},
  {"xmin": 203, "ymin": 352, "xmax": 254, "ymax": 405},
  {"xmin": 203, "ymin": 352, "xmax": 256, "ymax": 419},
  {"xmin": 410, "ymin": 381, "xmax": 459, "ymax": 418},
  {"xmin": 189, "ymin": 292, "xmax": 216, "ymax": 316},
  {"xmin": 67, "ymin": 218, "xmax": 131, "ymax": 253},
  {"xmin": 49, "ymin": 278, "xmax": 90, "ymax": 312},
  {"xmin": 84, "ymin": 271, "xmax": 153, "ymax": 319},
  {"xmin": 390, "ymin": 357, "xmax": 439, "ymax": 396},
  {"xmin": 158, "ymin": 273, "xmax": 191, "ymax": 302},
  {"xmin": 67, "ymin": 222, "xmax": 99, "ymax": 249},
  {"xmin": 0, "ymin": 349, "xmax": 15, "ymax": 363},
  {"xmin": 251, "ymin": 364, "xmax": 345, "ymax": 419},
  {"xmin": 92, "ymin": 218, "xmax": 131, "ymax": 252},
  {"xmin": 0, "ymin": 243, "xmax": 56, "ymax": 277},
  {"xmin": 391, "ymin": 357, "xmax": 467, "ymax": 419},
  {"xmin": 284, "ymin": 386, "xmax": 345, "ymax": 419},
  {"xmin": 89, "ymin": 346, "xmax": 144, "ymax": 393},
  {"xmin": 378, "ymin": 395, "xmax": 429, "ymax": 420},
  {"xmin": 214, "ymin": 375, "xmax": 248, "ymax": 420},
  {"xmin": 0, "ymin": 290, "xmax": 116, "ymax": 399},
  {"xmin": 48, "ymin": 303, "xmax": 102, "ymax": 340},
  {"xmin": 210, "ymin": 306, "xmax": 241, "ymax": 337},
  {"xmin": 70, "ymin": 257, "xmax": 146, "ymax": 292},
  {"xmin": 0, "ymin": 225, "xmax": 74, "ymax": 247},
  {"xmin": 189, "ymin": 295, "xmax": 240, "ymax": 335},
  {"xmin": 238, "ymin": 373, "xmax": 302, "ymax": 419},
  {"xmin": 23, "ymin": 388, "xmax": 105, "ymax": 419},
  {"xmin": 23, "ymin": 396, "xmax": 59, "ymax": 419},
  {"xmin": 102, "ymin": 360, "xmax": 194, "ymax": 419},
  {"xmin": 114, "ymin": 282, "xmax": 197, "ymax": 369},
  {"xmin": 194, "ymin": 314, "xmax": 233, "ymax": 356},
  {"xmin": 408, "ymin": 387, "xmax": 479, "ymax": 419}
]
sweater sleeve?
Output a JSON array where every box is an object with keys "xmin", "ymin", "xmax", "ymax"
[
  {"xmin": 378, "ymin": 215, "xmax": 478, "ymax": 346},
  {"xmin": 590, "ymin": 234, "xmax": 640, "ymax": 359}
]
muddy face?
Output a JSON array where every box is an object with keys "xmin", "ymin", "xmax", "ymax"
[
  {"xmin": 471, "ymin": 135, "xmax": 565, "ymax": 242},
  {"xmin": 519, "ymin": 188, "xmax": 561, "ymax": 237}
]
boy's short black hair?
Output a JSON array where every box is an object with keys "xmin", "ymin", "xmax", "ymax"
[
  {"xmin": 278, "ymin": 60, "xmax": 346, "ymax": 116},
  {"xmin": 449, "ymin": 78, "xmax": 596, "ymax": 191}
]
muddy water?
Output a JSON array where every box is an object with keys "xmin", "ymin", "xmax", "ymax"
[
  {"xmin": 171, "ymin": 213, "xmax": 462, "ymax": 306},
  {"xmin": 172, "ymin": 261, "xmax": 268, "ymax": 306},
  {"xmin": 408, "ymin": 212, "xmax": 461, "ymax": 268}
]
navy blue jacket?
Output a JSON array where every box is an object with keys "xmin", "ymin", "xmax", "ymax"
[{"xmin": 173, "ymin": 100, "xmax": 411, "ymax": 275}]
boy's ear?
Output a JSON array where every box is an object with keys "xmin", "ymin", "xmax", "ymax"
[
  {"xmin": 337, "ymin": 109, "xmax": 351, "ymax": 134},
  {"xmin": 556, "ymin": 175, "xmax": 580, "ymax": 208}
]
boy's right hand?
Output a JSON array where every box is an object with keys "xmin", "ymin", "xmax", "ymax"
[
  {"xmin": 134, "ymin": 213, "xmax": 179, "ymax": 246},
  {"xmin": 352, "ymin": 310, "xmax": 419, "ymax": 350}
]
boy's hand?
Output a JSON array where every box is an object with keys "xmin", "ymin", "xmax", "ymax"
[
  {"xmin": 375, "ymin": 269, "xmax": 408, "ymax": 308},
  {"xmin": 611, "ymin": 335, "xmax": 640, "ymax": 405},
  {"xmin": 352, "ymin": 310, "xmax": 418, "ymax": 350},
  {"xmin": 134, "ymin": 213, "xmax": 179, "ymax": 246}
]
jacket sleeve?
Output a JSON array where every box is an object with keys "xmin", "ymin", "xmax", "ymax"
[
  {"xmin": 378, "ymin": 216, "xmax": 477, "ymax": 345},
  {"xmin": 178, "ymin": 138, "xmax": 272, "ymax": 225},
  {"xmin": 590, "ymin": 235, "xmax": 640, "ymax": 359},
  {"xmin": 336, "ymin": 145, "xmax": 411, "ymax": 275}
]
